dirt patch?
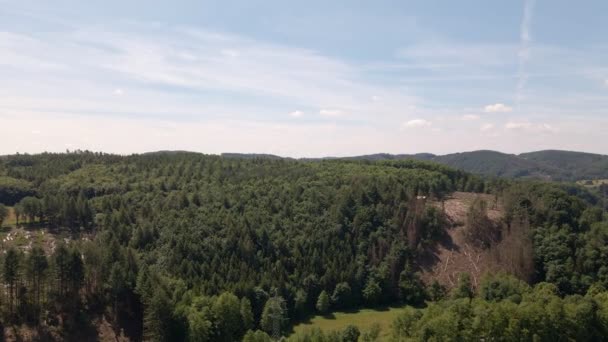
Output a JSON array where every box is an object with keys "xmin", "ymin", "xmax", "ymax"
[{"xmin": 419, "ymin": 192, "xmax": 504, "ymax": 289}]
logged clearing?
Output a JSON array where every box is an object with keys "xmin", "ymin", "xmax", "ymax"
[
  {"xmin": 576, "ymin": 179, "xmax": 608, "ymax": 188},
  {"xmin": 291, "ymin": 307, "xmax": 405, "ymax": 339},
  {"xmin": 419, "ymin": 192, "xmax": 505, "ymax": 289}
]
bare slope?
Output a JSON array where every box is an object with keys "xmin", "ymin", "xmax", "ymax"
[{"xmin": 419, "ymin": 192, "xmax": 504, "ymax": 289}]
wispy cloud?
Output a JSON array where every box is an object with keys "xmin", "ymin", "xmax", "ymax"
[
  {"xmin": 0, "ymin": 25, "xmax": 419, "ymax": 125},
  {"xmin": 480, "ymin": 123, "xmax": 495, "ymax": 132},
  {"xmin": 516, "ymin": 0, "xmax": 537, "ymax": 108},
  {"xmin": 484, "ymin": 103, "xmax": 513, "ymax": 113},
  {"xmin": 319, "ymin": 109, "xmax": 344, "ymax": 117},
  {"xmin": 462, "ymin": 114, "xmax": 480, "ymax": 121},
  {"xmin": 289, "ymin": 110, "xmax": 304, "ymax": 118},
  {"xmin": 505, "ymin": 121, "xmax": 558, "ymax": 134},
  {"xmin": 402, "ymin": 119, "xmax": 432, "ymax": 129}
]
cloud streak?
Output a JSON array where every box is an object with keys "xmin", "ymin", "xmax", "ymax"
[
  {"xmin": 505, "ymin": 121, "xmax": 558, "ymax": 134},
  {"xmin": 516, "ymin": 0, "xmax": 536, "ymax": 108},
  {"xmin": 402, "ymin": 119, "xmax": 432, "ymax": 129},
  {"xmin": 484, "ymin": 103, "xmax": 513, "ymax": 113}
]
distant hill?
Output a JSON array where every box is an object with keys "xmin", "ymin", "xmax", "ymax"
[
  {"xmin": 355, "ymin": 150, "xmax": 608, "ymax": 181},
  {"xmin": 221, "ymin": 153, "xmax": 287, "ymax": 160},
  {"xmin": 140, "ymin": 149, "xmax": 607, "ymax": 181},
  {"xmin": 519, "ymin": 150, "xmax": 608, "ymax": 181},
  {"xmin": 427, "ymin": 150, "xmax": 557, "ymax": 180}
]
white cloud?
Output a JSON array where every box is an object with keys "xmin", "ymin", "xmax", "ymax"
[
  {"xmin": 113, "ymin": 88, "xmax": 124, "ymax": 96},
  {"xmin": 505, "ymin": 121, "xmax": 558, "ymax": 133},
  {"xmin": 289, "ymin": 110, "xmax": 303, "ymax": 118},
  {"xmin": 484, "ymin": 103, "xmax": 512, "ymax": 113},
  {"xmin": 402, "ymin": 119, "xmax": 432, "ymax": 129},
  {"xmin": 462, "ymin": 114, "xmax": 480, "ymax": 121},
  {"xmin": 319, "ymin": 109, "xmax": 344, "ymax": 117},
  {"xmin": 480, "ymin": 123, "xmax": 495, "ymax": 131},
  {"xmin": 604, "ymin": 79, "xmax": 608, "ymax": 87}
]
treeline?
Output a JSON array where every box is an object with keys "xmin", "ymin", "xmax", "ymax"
[{"xmin": 12, "ymin": 193, "xmax": 94, "ymax": 230}]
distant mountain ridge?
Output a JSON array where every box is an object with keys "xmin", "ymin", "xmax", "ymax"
[{"xmin": 222, "ymin": 150, "xmax": 608, "ymax": 181}]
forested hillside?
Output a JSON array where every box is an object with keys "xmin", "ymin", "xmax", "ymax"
[
  {"xmin": 224, "ymin": 150, "xmax": 608, "ymax": 181},
  {"xmin": 432, "ymin": 149, "xmax": 608, "ymax": 181},
  {"xmin": 0, "ymin": 151, "xmax": 607, "ymax": 341}
]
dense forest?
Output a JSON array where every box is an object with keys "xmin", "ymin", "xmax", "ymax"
[{"xmin": 0, "ymin": 151, "xmax": 607, "ymax": 341}]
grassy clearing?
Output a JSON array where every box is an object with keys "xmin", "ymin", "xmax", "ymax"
[{"xmin": 290, "ymin": 307, "xmax": 406, "ymax": 339}]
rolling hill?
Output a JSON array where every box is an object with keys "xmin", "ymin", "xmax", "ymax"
[{"xmin": 220, "ymin": 150, "xmax": 608, "ymax": 181}]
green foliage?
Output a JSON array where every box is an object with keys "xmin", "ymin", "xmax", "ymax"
[
  {"xmin": 0, "ymin": 203, "xmax": 7, "ymax": 226},
  {"xmin": 213, "ymin": 292, "xmax": 243, "ymax": 341},
  {"xmin": 451, "ymin": 273, "xmax": 474, "ymax": 300},
  {"xmin": 360, "ymin": 323, "xmax": 381, "ymax": 342},
  {"xmin": 0, "ymin": 176, "xmax": 34, "ymax": 205},
  {"xmin": 340, "ymin": 325, "xmax": 360, "ymax": 342},
  {"xmin": 145, "ymin": 290, "xmax": 173, "ymax": 342},
  {"xmin": 331, "ymin": 282, "xmax": 352, "ymax": 310},
  {"xmin": 316, "ymin": 291, "xmax": 330, "ymax": 314},
  {"xmin": 479, "ymin": 273, "xmax": 530, "ymax": 303},
  {"xmin": 391, "ymin": 282, "xmax": 608, "ymax": 341},
  {"xmin": 427, "ymin": 280, "xmax": 446, "ymax": 302},
  {"xmin": 240, "ymin": 297, "xmax": 255, "ymax": 332},
  {"xmin": 362, "ymin": 279, "xmax": 382, "ymax": 307},
  {"xmin": 242, "ymin": 330, "xmax": 272, "ymax": 342},
  {"xmin": 398, "ymin": 265, "xmax": 426, "ymax": 305}
]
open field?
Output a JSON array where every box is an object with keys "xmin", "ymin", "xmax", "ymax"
[{"xmin": 290, "ymin": 307, "xmax": 406, "ymax": 339}]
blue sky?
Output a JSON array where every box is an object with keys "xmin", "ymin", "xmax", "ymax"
[{"xmin": 1, "ymin": 0, "xmax": 607, "ymax": 157}]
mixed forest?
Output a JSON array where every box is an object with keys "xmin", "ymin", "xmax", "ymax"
[{"xmin": 0, "ymin": 151, "xmax": 607, "ymax": 341}]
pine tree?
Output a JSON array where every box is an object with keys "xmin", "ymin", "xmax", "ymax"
[
  {"xmin": 53, "ymin": 244, "xmax": 70, "ymax": 298},
  {"xmin": 27, "ymin": 247, "xmax": 48, "ymax": 309},
  {"xmin": 4, "ymin": 248, "xmax": 21, "ymax": 318},
  {"xmin": 241, "ymin": 297, "xmax": 255, "ymax": 332}
]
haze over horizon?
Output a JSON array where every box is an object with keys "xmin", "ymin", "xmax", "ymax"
[{"xmin": 2, "ymin": 0, "xmax": 608, "ymax": 157}]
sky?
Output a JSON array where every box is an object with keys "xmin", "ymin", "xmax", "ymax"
[{"xmin": 1, "ymin": 0, "xmax": 607, "ymax": 157}]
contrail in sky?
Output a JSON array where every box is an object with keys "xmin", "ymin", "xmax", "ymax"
[{"xmin": 516, "ymin": 0, "xmax": 536, "ymax": 109}]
